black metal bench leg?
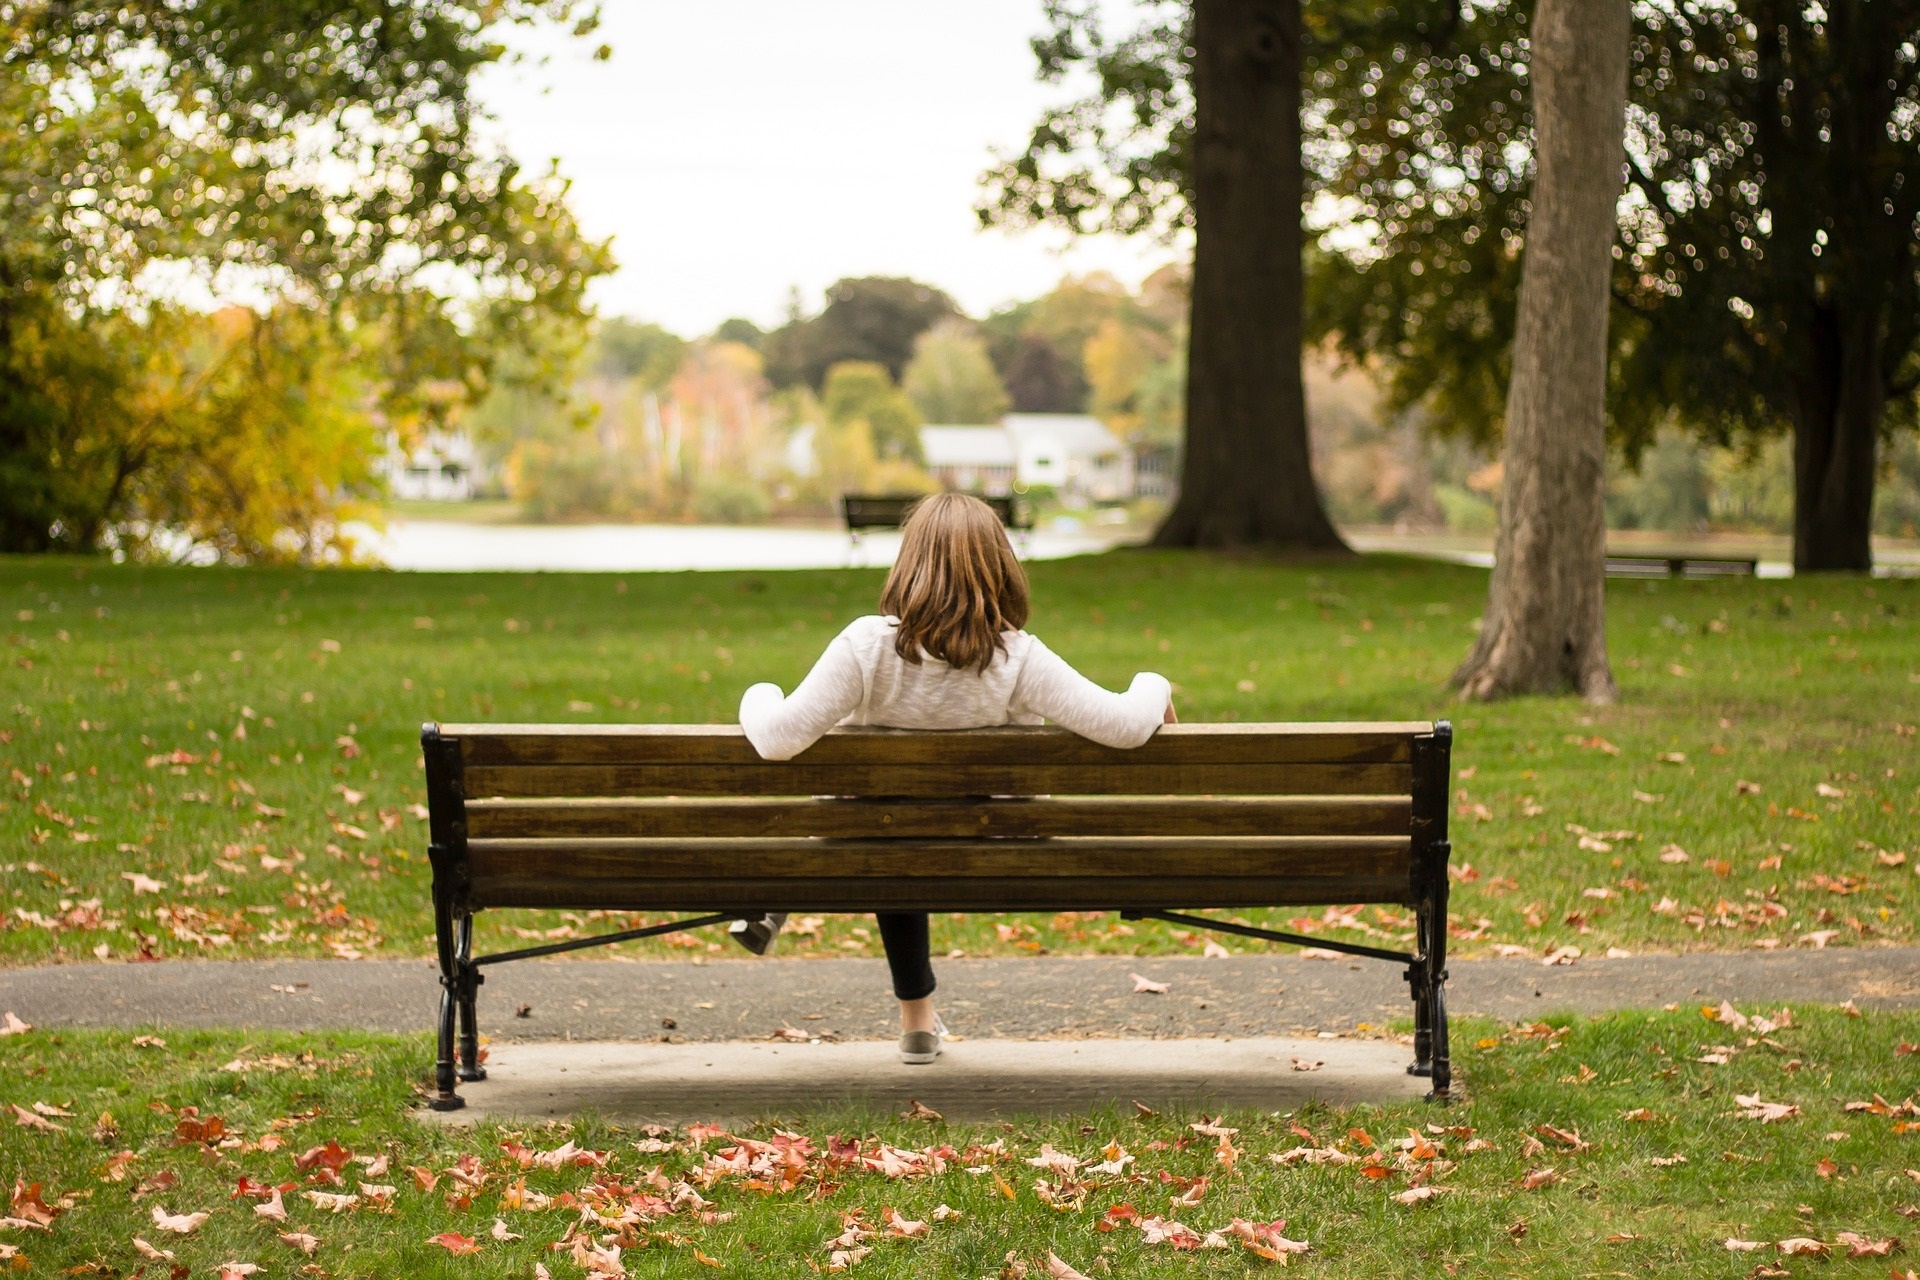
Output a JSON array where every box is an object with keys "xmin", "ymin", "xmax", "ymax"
[
  {"xmin": 455, "ymin": 912, "xmax": 487, "ymax": 1083},
  {"xmin": 1405, "ymin": 906, "xmax": 1434, "ymax": 1078},
  {"xmin": 1425, "ymin": 872, "xmax": 1452, "ymax": 1102},
  {"xmin": 426, "ymin": 858, "xmax": 465, "ymax": 1111},
  {"xmin": 1429, "ymin": 980, "xmax": 1452, "ymax": 1100}
]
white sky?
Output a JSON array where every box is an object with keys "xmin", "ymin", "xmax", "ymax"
[{"xmin": 476, "ymin": 0, "xmax": 1182, "ymax": 336}]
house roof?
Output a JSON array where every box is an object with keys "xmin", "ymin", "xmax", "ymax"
[
  {"xmin": 1002, "ymin": 414, "xmax": 1123, "ymax": 459},
  {"xmin": 920, "ymin": 425, "xmax": 1017, "ymax": 468}
]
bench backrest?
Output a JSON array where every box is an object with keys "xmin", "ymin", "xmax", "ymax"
[
  {"xmin": 422, "ymin": 722, "xmax": 1450, "ymax": 915},
  {"xmin": 842, "ymin": 493, "xmax": 1027, "ymax": 531}
]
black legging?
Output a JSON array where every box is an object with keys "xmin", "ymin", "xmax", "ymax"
[{"xmin": 877, "ymin": 912, "xmax": 935, "ymax": 1001}]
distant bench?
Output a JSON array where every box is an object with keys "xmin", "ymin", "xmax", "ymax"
[
  {"xmin": 418, "ymin": 719, "xmax": 1457, "ymax": 1111},
  {"xmin": 841, "ymin": 493, "xmax": 1032, "ymax": 545},
  {"xmin": 1604, "ymin": 554, "xmax": 1758, "ymax": 579}
]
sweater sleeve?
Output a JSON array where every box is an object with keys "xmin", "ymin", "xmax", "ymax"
[
  {"xmin": 1009, "ymin": 635, "xmax": 1171, "ymax": 749},
  {"xmin": 738, "ymin": 627, "xmax": 868, "ymax": 760}
]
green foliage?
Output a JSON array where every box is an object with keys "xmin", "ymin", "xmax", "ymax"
[
  {"xmin": 977, "ymin": 0, "xmax": 1193, "ymax": 238},
  {"xmin": 591, "ymin": 319, "xmax": 685, "ymax": 387},
  {"xmin": 822, "ymin": 362, "xmax": 924, "ymax": 465},
  {"xmin": 986, "ymin": 1, "xmax": 1920, "ymax": 499},
  {"xmin": 1877, "ymin": 433, "xmax": 1920, "ymax": 539},
  {"xmin": 2, "ymin": 554, "xmax": 1914, "ymax": 967},
  {"xmin": 1608, "ymin": 4, "xmax": 1920, "ymax": 458},
  {"xmin": 0, "ymin": 0, "xmax": 612, "ymax": 554},
  {"xmin": 1607, "ymin": 429, "xmax": 1713, "ymax": 534},
  {"xmin": 901, "ymin": 321, "xmax": 1010, "ymax": 425},
  {"xmin": 692, "ymin": 474, "xmax": 772, "ymax": 525},
  {"xmin": 763, "ymin": 278, "xmax": 961, "ymax": 390},
  {"xmin": 712, "ymin": 317, "xmax": 767, "ymax": 351}
]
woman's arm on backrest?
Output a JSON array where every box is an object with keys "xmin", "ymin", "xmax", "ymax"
[
  {"xmin": 739, "ymin": 633, "xmax": 866, "ymax": 760},
  {"xmin": 1011, "ymin": 637, "xmax": 1172, "ymax": 749}
]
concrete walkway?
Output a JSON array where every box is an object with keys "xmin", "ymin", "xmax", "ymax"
[
  {"xmin": 4, "ymin": 948, "xmax": 1915, "ymax": 1043},
  {"xmin": 435, "ymin": 1036, "xmax": 1428, "ymax": 1124}
]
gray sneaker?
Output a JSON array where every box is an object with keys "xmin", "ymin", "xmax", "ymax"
[
  {"xmin": 898, "ymin": 1014, "xmax": 948, "ymax": 1065},
  {"xmin": 728, "ymin": 913, "xmax": 786, "ymax": 956}
]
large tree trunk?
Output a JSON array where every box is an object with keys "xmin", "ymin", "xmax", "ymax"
[
  {"xmin": 1150, "ymin": 0, "xmax": 1347, "ymax": 551},
  {"xmin": 1453, "ymin": 0, "xmax": 1628, "ymax": 703},
  {"xmin": 1790, "ymin": 303, "xmax": 1882, "ymax": 573}
]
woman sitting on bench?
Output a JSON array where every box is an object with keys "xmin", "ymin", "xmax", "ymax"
[{"xmin": 737, "ymin": 492, "xmax": 1175, "ymax": 1064}]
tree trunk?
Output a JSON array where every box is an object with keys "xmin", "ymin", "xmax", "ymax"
[
  {"xmin": 1790, "ymin": 303, "xmax": 1882, "ymax": 573},
  {"xmin": 1150, "ymin": 0, "xmax": 1347, "ymax": 551},
  {"xmin": 1453, "ymin": 0, "xmax": 1628, "ymax": 703}
]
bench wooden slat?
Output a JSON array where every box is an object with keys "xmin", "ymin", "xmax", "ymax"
[
  {"xmin": 445, "ymin": 722, "xmax": 1428, "ymax": 767},
  {"xmin": 468, "ymin": 834, "xmax": 1410, "ymax": 881},
  {"xmin": 466, "ymin": 795, "xmax": 1414, "ymax": 840},
  {"xmin": 464, "ymin": 873, "xmax": 1416, "ymax": 913},
  {"xmin": 461, "ymin": 760, "xmax": 1413, "ymax": 799}
]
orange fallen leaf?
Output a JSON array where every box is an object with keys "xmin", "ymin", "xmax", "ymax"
[{"xmin": 430, "ymin": 1232, "xmax": 480, "ymax": 1255}]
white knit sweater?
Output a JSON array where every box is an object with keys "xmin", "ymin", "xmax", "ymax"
[{"xmin": 739, "ymin": 615, "xmax": 1172, "ymax": 760}]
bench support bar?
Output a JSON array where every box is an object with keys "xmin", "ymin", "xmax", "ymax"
[
  {"xmin": 1119, "ymin": 910, "xmax": 1415, "ymax": 966},
  {"xmin": 473, "ymin": 913, "xmax": 741, "ymax": 967}
]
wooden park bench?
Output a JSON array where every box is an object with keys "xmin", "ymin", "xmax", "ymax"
[
  {"xmin": 841, "ymin": 493, "xmax": 1032, "ymax": 547},
  {"xmin": 1604, "ymin": 553, "xmax": 1758, "ymax": 580},
  {"xmin": 418, "ymin": 719, "xmax": 1456, "ymax": 1111}
]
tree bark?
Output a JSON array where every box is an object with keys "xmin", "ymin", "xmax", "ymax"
[
  {"xmin": 1789, "ymin": 308, "xmax": 1884, "ymax": 574},
  {"xmin": 1150, "ymin": 0, "xmax": 1347, "ymax": 552},
  {"xmin": 1453, "ymin": 0, "xmax": 1628, "ymax": 703}
]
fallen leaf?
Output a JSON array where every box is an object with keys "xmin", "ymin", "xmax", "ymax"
[
  {"xmin": 1290, "ymin": 1057, "xmax": 1323, "ymax": 1072},
  {"xmin": 883, "ymin": 1207, "xmax": 930, "ymax": 1238},
  {"xmin": 0, "ymin": 1012, "xmax": 31, "ymax": 1036},
  {"xmin": 149, "ymin": 1205, "xmax": 208, "ymax": 1234},
  {"xmin": 1733, "ymin": 1094, "xmax": 1800, "ymax": 1122},
  {"xmin": 1130, "ymin": 972, "xmax": 1169, "ymax": 994},
  {"xmin": 279, "ymin": 1231, "xmax": 320, "ymax": 1254},
  {"xmin": 1776, "ymin": 1237, "xmax": 1829, "ymax": 1257},
  {"xmin": 1521, "ymin": 1168, "xmax": 1561, "ymax": 1190},
  {"xmin": 253, "ymin": 1189, "xmax": 286, "ymax": 1222},
  {"xmin": 130, "ymin": 1238, "xmax": 175, "ymax": 1261},
  {"xmin": 901, "ymin": 1099, "xmax": 943, "ymax": 1123},
  {"xmin": 9, "ymin": 1104, "xmax": 62, "ymax": 1132},
  {"xmin": 1833, "ymin": 1231, "xmax": 1896, "ymax": 1257},
  {"xmin": 1724, "ymin": 1238, "xmax": 1766, "ymax": 1251},
  {"xmin": 217, "ymin": 1264, "xmax": 259, "ymax": 1279},
  {"xmin": 1394, "ymin": 1185, "xmax": 1453, "ymax": 1205},
  {"xmin": 1045, "ymin": 1254, "xmax": 1094, "ymax": 1280},
  {"xmin": 430, "ymin": 1232, "xmax": 480, "ymax": 1255},
  {"xmin": 304, "ymin": 1191, "xmax": 358, "ymax": 1213}
]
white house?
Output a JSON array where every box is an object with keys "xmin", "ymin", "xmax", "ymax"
[
  {"xmin": 919, "ymin": 414, "xmax": 1135, "ymax": 503},
  {"xmin": 1003, "ymin": 414, "xmax": 1134, "ymax": 503},
  {"xmin": 919, "ymin": 425, "xmax": 1018, "ymax": 495},
  {"xmin": 375, "ymin": 428, "xmax": 486, "ymax": 501}
]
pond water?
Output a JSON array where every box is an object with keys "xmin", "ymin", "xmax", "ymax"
[{"xmin": 356, "ymin": 519, "xmax": 1133, "ymax": 573}]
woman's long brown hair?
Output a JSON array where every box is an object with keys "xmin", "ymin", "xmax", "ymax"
[{"xmin": 879, "ymin": 493, "xmax": 1030, "ymax": 674}]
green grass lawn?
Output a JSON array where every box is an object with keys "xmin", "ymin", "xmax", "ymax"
[
  {"xmin": 1, "ymin": 1006, "xmax": 1915, "ymax": 1277},
  {"xmin": 2, "ymin": 552, "xmax": 1915, "ymax": 967}
]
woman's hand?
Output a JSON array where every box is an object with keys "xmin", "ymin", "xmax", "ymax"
[{"xmin": 1163, "ymin": 698, "xmax": 1178, "ymax": 725}]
